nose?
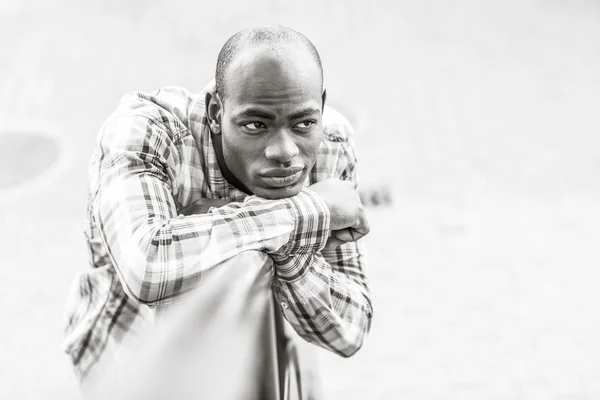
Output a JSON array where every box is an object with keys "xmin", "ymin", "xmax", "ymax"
[{"xmin": 264, "ymin": 130, "xmax": 299, "ymax": 164}]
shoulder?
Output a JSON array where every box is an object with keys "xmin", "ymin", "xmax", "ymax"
[
  {"xmin": 312, "ymin": 105, "xmax": 358, "ymax": 184},
  {"xmin": 98, "ymin": 85, "xmax": 211, "ymax": 150},
  {"xmin": 109, "ymin": 86, "xmax": 200, "ymax": 138},
  {"xmin": 322, "ymin": 105, "xmax": 355, "ymax": 144}
]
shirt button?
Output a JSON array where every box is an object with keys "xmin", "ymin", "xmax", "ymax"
[{"xmin": 280, "ymin": 302, "xmax": 289, "ymax": 310}]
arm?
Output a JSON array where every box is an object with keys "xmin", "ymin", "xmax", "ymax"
[
  {"xmin": 272, "ymin": 240, "xmax": 371, "ymax": 358},
  {"xmin": 93, "ymin": 114, "xmax": 329, "ymax": 306},
  {"xmin": 271, "ymin": 132, "xmax": 373, "ymax": 358}
]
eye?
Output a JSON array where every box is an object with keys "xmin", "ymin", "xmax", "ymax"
[
  {"xmin": 293, "ymin": 120, "xmax": 316, "ymax": 132},
  {"xmin": 242, "ymin": 122, "xmax": 267, "ymax": 133}
]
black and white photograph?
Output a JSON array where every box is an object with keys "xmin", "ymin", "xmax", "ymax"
[{"xmin": 1, "ymin": 0, "xmax": 599, "ymax": 399}]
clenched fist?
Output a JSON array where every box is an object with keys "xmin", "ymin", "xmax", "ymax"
[{"xmin": 309, "ymin": 178, "xmax": 370, "ymax": 248}]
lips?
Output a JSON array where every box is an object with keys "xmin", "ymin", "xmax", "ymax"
[
  {"xmin": 260, "ymin": 167, "xmax": 304, "ymax": 188},
  {"xmin": 261, "ymin": 166, "xmax": 304, "ymax": 178}
]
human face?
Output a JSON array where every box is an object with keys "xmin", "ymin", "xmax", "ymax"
[{"xmin": 218, "ymin": 48, "xmax": 324, "ymax": 199}]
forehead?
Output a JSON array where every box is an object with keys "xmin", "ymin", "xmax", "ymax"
[{"xmin": 224, "ymin": 46, "xmax": 322, "ymax": 113}]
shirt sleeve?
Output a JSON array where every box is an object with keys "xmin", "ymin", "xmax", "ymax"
[
  {"xmin": 93, "ymin": 114, "xmax": 330, "ymax": 306},
  {"xmin": 271, "ymin": 126, "xmax": 373, "ymax": 358}
]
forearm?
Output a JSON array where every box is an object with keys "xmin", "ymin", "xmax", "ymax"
[
  {"xmin": 97, "ymin": 189, "xmax": 328, "ymax": 306},
  {"xmin": 272, "ymin": 244, "xmax": 372, "ymax": 357}
]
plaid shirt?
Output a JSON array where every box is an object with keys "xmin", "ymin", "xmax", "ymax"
[{"xmin": 63, "ymin": 82, "xmax": 372, "ymax": 381}]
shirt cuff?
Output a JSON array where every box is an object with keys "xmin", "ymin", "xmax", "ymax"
[{"xmin": 271, "ymin": 188, "xmax": 331, "ymax": 281}]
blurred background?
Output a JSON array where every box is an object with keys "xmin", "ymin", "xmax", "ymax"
[{"xmin": 1, "ymin": 0, "xmax": 599, "ymax": 398}]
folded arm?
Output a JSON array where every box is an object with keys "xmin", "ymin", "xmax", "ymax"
[
  {"xmin": 272, "ymin": 240, "xmax": 372, "ymax": 357},
  {"xmin": 93, "ymin": 114, "xmax": 330, "ymax": 306}
]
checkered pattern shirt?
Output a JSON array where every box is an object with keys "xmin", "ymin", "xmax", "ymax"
[{"xmin": 63, "ymin": 82, "xmax": 372, "ymax": 381}]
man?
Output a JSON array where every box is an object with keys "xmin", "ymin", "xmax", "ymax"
[{"xmin": 63, "ymin": 25, "xmax": 372, "ymax": 396}]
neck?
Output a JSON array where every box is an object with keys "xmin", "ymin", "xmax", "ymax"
[{"xmin": 211, "ymin": 131, "xmax": 252, "ymax": 195}]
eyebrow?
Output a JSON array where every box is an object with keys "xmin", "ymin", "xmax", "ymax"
[
  {"xmin": 235, "ymin": 107, "xmax": 321, "ymax": 121},
  {"xmin": 236, "ymin": 109, "xmax": 277, "ymax": 120},
  {"xmin": 288, "ymin": 108, "xmax": 321, "ymax": 120}
]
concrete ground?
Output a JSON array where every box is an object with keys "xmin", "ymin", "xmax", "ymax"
[{"xmin": 1, "ymin": 0, "xmax": 599, "ymax": 398}]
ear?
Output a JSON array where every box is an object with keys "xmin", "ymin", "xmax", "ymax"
[
  {"xmin": 205, "ymin": 90, "xmax": 224, "ymax": 135},
  {"xmin": 321, "ymin": 89, "xmax": 327, "ymax": 110}
]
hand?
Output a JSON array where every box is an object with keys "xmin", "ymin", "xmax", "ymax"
[
  {"xmin": 324, "ymin": 228, "xmax": 361, "ymax": 250},
  {"xmin": 178, "ymin": 198, "xmax": 233, "ymax": 216},
  {"xmin": 309, "ymin": 178, "xmax": 370, "ymax": 247}
]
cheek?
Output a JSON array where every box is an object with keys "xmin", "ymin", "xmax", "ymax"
[
  {"xmin": 222, "ymin": 132, "xmax": 261, "ymax": 173},
  {"xmin": 298, "ymin": 131, "xmax": 323, "ymax": 160}
]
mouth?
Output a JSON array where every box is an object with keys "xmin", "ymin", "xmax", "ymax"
[{"xmin": 260, "ymin": 167, "xmax": 304, "ymax": 188}]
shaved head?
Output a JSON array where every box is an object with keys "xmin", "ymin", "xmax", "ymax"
[
  {"xmin": 215, "ymin": 25, "xmax": 323, "ymax": 100},
  {"xmin": 207, "ymin": 25, "xmax": 326, "ymax": 199}
]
